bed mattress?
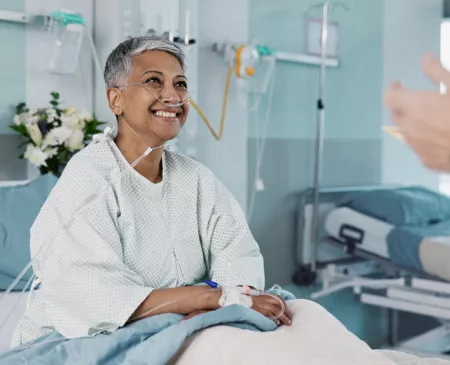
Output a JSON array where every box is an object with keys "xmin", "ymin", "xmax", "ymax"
[
  {"xmin": 0, "ymin": 291, "xmax": 28, "ymax": 354},
  {"xmin": 324, "ymin": 207, "xmax": 393, "ymax": 258}
]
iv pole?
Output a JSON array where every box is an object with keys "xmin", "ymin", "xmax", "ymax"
[
  {"xmin": 293, "ymin": 1, "xmax": 350, "ymax": 286},
  {"xmin": 310, "ymin": 2, "xmax": 329, "ymax": 276}
]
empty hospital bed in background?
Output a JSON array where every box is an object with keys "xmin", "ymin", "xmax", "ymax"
[{"xmin": 294, "ymin": 185, "xmax": 450, "ymax": 359}]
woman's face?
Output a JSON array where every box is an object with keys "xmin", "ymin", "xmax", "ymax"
[{"xmin": 110, "ymin": 50, "xmax": 190, "ymax": 146}]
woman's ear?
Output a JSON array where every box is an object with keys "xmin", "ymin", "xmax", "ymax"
[{"xmin": 107, "ymin": 88, "xmax": 124, "ymax": 117}]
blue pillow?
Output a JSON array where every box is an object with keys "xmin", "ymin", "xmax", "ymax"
[
  {"xmin": 0, "ymin": 174, "xmax": 58, "ymax": 290},
  {"xmin": 339, "ymin": 186, "xmax": 450, "ymax": 227}
]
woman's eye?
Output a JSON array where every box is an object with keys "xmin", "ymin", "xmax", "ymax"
[
  {"xmin": 176, "ymin": 81, "xmax": 188, "ymax": 90},
  {"xmin": 145, "ymin": 77, "xmax": 161, "ymax": 85}
]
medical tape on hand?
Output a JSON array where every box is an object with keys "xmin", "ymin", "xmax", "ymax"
[{"xmin": 218, "ymin": 286, "xmax": 252, "ymax": 308}]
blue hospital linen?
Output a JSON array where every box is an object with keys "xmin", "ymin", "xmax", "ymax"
[{"xmin": 0, "ymin": 289, "xmax": 295, "ymax": 365}]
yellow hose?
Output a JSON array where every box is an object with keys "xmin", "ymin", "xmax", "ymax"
[{"xmin": 189, "ymin": 65, "xmax": 233, "ymax": 141}]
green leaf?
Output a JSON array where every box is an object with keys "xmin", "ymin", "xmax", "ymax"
[
  {"xmin": 50, "ymin": 91, "xmax": 60, "ymax": 100},
  {"xmin": 15, "ymin": 102, "xmax": 28, "ymax": 115},
  {"xmin": 9, "ymin": 124, "xmax": 29, "ymax": 137},
  {"xmin": 16, "ymin": 140, "xmax": 29, "ymax": 149}
]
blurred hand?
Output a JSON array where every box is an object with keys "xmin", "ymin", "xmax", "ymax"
[
  {"xmin": 384, "ymin": 54, "xmax": 450, "ymax": 172},
  {"xmin": 251, "ymin": 294, "xmax": 292, "ymax": 326}
]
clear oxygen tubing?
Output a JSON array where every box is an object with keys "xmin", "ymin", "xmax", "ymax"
[
  {"xmin": 118, "ymin": 114, "xmax": 165, "ymax": 168},
  {"xmin": 247, "ymin": 57, "xmax": 277, "ymax": 221},
  {"xmin": 0, "ymin": 274, "xmax": 35, "ymax": 333}
]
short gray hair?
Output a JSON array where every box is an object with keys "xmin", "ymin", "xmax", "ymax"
[{"xmin": 104, "ymin": 36, "xmax": 187, "ymax": 88}]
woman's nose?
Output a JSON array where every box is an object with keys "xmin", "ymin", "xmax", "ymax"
[{"xmin": 160, "ymin": 83, "xmax": 180, "ymax": 104}]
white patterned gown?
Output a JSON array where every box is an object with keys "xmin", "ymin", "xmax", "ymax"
[{"xmin": 11, "ymin": 133, "xmax": 264, "ymax": 347}]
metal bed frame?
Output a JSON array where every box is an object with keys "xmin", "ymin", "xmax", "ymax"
[{"xmin": 293, "ymin": 186, "xmax": 450, "ymax": 358}]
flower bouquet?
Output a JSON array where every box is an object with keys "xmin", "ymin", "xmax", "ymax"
[{"xmin": 10, "ymin": 92, "xmax": 105, "ymax": 176}]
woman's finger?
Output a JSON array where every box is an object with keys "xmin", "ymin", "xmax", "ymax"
[
  {"xmin": 277, "ymin": 312, "xmax": 291, "ymax": 326},
  {"xmin": 284, "ymin": 302, "xmax": 293, "ymax": 321}
]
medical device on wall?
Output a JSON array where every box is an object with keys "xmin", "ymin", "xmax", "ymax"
[
  {"xmin": 0, "ymin": 8, "xmax": 103, "ymax": 78},
  {"xmin": 47, "ymin": 11, "xmax": 87, "ymax": 74},
  {"xmin": 143, "ymin": 10, "xmax": 196, "ymax": 47},
  {"xmin": 45, "ymin": 10, "xmax": 104, "ymax": 79},
  {"xmin": 192, "ymin": 43, "xmax": 276, "ymax": 146}
]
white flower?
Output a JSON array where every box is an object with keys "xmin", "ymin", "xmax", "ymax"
[
  {"xmin": 78, "ymin": 110, "xmax": 93, "ymax": 121},
  {"xmin": 43, "ymin": 126, "xmax": 72, "ymax": 147},
  {"xmin": 26, "ymin": 124, "xmax": 43, "ymax": 146},
  {"xmin": 45, "ymin": 147, "xmax": 58, "ymax": 158},
  {"xmin": 17, "ymin": 112, "xmax": 30, "ymax": 125},
  {"xmin": 24, "ymin": 144, "xmax": 48, "ymax": 167},
  {"xmin": 46, "ymin": 108, "xmax": 57, "ymax": 117},
  {"xmin": 46, "ymin": 108, "xmax": 57, "ymax": 123},
  {"xmin": 13, "ymin": 115, "xmax": 21, "ymax": 125},
  {"xmin": 61, "ymin": 115, "xmax": 82, "ymax": 130},
  {"xmin": 77, "ymin": 115, "xmax": 86, "ymax": 129},
  {"xmin": 65, "ymin": 129, "xmax": 84, "ymax": 152},
  {"xmin": 64, "ymin": 106, "xmax": 77, "ymax": 116},
  {"xmin": 29, "ymin": 108, "xmax": 37, "ymax": 115},
  {"xmin": 28, "ymin": 115, "xmax": 39, "ymax": 125}
]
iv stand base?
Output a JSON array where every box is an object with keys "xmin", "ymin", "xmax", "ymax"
[{"xmin": 292, "ymin": 265, "xmax": 317, "ymax": 286}]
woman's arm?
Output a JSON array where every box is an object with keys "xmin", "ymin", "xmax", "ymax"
[
  {"xmin": 198, "ymin": 170, "xmax": 265, "ymax": 290},
  {"xmin": 127, "ymin": 286, "xmax": 221, "ymax": 323}
]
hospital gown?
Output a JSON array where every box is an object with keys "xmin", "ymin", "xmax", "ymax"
[{"xmin": 11, "ymin": 134, "xmax": 264, "ymax": 347}]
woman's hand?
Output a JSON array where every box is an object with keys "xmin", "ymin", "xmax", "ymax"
[
  {"xmin": 251, "ymin": 294, "xmax": 292, "ymax": 326},
  {"xmin": 181, "ymin": 290, "xmax": 293, "ymax": 327}
]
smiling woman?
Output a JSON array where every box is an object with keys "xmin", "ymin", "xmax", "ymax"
[
  {"xmin": 104, "ymin": 39, "xmax": 191, "ymax": 182},
  {"xmin": 9, "ymin": 36, "xmax": 292, "ymax": 350}
]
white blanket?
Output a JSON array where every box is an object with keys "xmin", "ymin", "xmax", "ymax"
[{"xmin": 170, "ymin": 299, "xmax": 449, "ymax": 365}]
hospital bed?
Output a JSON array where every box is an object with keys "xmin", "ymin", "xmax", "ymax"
[
  {"xmin": 0, "ymin": 177, "xmax": 56, "ymax": 354},
  {"xmin": 0, "ymin": 183, "xmax": 447, "ymax": 364},
  {"xmin": 294, "ymin": 185, "xmax": 450, "ymax": 360}
]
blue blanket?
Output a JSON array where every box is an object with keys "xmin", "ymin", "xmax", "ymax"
[
  {"xmin": 388, "ymin": 220, "xmax": 450, "ymax": 271},
  {"xmin": 0, "ymin": 288, "xmax": 295, "ymax": 365},
  {"xmin": 339, "ymin": 186, "xmax": 450, "ymax": 227}
]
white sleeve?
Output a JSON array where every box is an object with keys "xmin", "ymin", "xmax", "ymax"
[
  {"xmin": 31, "ymin": 159, "xmax": 150, "ymax": 339},
  {"xmin": 198, "ymin": 170, "xmax": 265, "ymax": 290}
]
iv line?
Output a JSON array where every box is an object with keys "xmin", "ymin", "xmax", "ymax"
[{"xmin": 247, "ymin": 58, "xmax": 276, "ymax": 221}]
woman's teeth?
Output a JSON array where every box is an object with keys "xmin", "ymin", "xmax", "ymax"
[{"xmin": 154, "ymin": 110, "xmax": 177, "ymax": 118}]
